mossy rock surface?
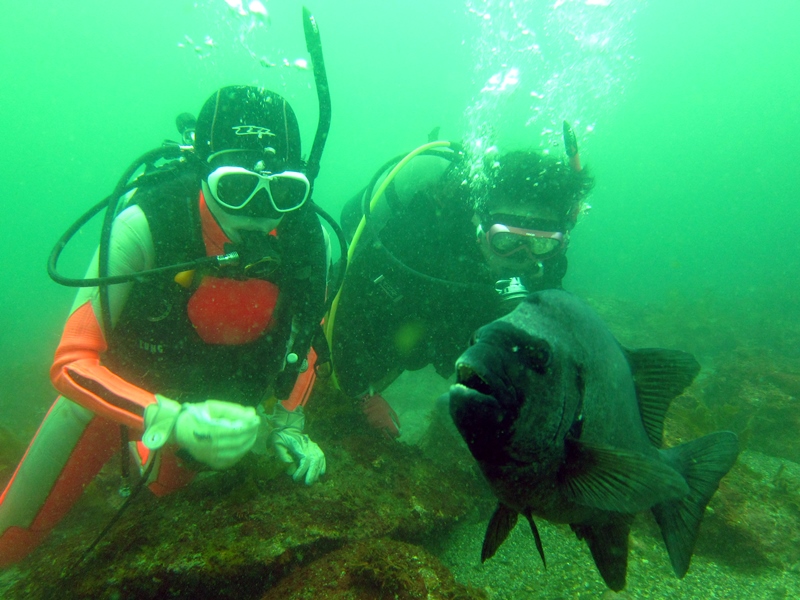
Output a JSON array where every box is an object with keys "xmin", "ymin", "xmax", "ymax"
[
  {"xmin": 3, "ymin": 383, "xmax": 488, "ymax": 600},
  {"xmin": 260, "ymin": 537, "xmax": 487, "ymax": 600}
]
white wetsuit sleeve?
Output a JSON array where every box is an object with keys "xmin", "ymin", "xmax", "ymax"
[
  {"xmin": 70, "ymin": 204, "xmax": 156, "ymax": 329},
  {"xmin": 50, "ymin": 204, "xmax": 159, "ymax": 429}
]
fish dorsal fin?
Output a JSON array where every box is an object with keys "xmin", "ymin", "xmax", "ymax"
[
  {"xmin": 622, "ymin": 347, "xmax": 701, "ymax": 446},
  {"xmin": 481, "ymin": 503, "xmax": 518, "ymax": 562},
  {"xmin": 560, "ymin": 440, "xmax": 689, "ymax": 513}
]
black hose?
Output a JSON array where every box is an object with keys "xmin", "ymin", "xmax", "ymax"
[
  {"xmin": 312, "ymin": 202, "xmax": 348, "ymax": 313},
  {"xmin": 47, "ymin": 181, "xmax": 221, "ymax": 291},
  {"xmin": 47, "ymin": 196, "xmax": 110, "ymax": 286},
  {"xmin": 69, "ymin": 451, "xmax": 157, "ymax": 573},
  {"xmin": 302, "ymin": 7, "xmax": 331, "ymax": 185},
  {"xmin": 357, "ymin": 145, "xmax": 487, "ymax": 291}
]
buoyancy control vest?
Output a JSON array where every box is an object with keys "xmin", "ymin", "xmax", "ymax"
[{"xmin": 102, "ymin": 168, "xmax": 328, "ymax": 406}]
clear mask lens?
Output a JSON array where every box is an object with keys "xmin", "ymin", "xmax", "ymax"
[
  {"xmin": 208, "ymin": 167, "xmax": 310, "ymax": 214},
  {"xmin": 486, "ymin": 224, "xmax": 564, "ymax": 259},
  {"xmin": 268, "ymin": 175, "xmax": 310, "ymax": 211},
  {"xmin": 216, "ymin": 172, "xmax": 261, "ymax": 208}
]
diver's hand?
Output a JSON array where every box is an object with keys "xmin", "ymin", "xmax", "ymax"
[
  {"xmin": 268, "ymin": 404, "xmax": 326, "ymax": 485},
  {"xmin": 362, "ymin": 393, "xmax": 401, "ymax": 440},
  {"xmin": 143, "ymin": 396, "xmax": 260, "ymax": 470}
]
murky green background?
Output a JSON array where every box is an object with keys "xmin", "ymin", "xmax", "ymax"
[{"xmin": 1, "ymin": 0, "xmax": 798, "ymax": 441}]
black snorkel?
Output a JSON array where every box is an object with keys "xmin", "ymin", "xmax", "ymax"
[
  {"xmin": 273, "ymin": 6, "xmax": 344, "ymax": 395},
  {"xmin": 302, "ymin": 6, "xmax": 330, "ymax": 187},
  {"xmin": 301, "ymin": 5, "xmax": 347, "ymax": 313},
  {"xmin": 562, "ymin": 120, "xmax": 582, "ymax": 173}
]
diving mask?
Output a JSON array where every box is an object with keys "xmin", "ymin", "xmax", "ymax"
[
  {"xmin": 207, "ymin": 166, "xmax": 310, "ymax": 217},
  {"xmin": 482, "ymin": 223, "xmax": 565, "ymax": 262}
]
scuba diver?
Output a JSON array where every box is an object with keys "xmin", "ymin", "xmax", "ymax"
[
  {"xmin": 0, "ymin": 82, "xmax": 337, "ymax": 566},
  {"xmin": 327, "ymin": 126, "xmax": 595, "ymax": 438}
]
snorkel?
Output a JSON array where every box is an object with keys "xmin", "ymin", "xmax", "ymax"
[
  {"xmin": 303, "ymin": 6, "xmax": 331, "ymax": 187},
  {"xmin": 301, "ymin": 5, "xmax": 347, "ymax": 310},
  {"xmin": 273, "ymin": 6, "xmax": 346, "ymax": 394},
  {"xmin": 562, "ymin": 120, "xmax": 582, "ymax": 173}
]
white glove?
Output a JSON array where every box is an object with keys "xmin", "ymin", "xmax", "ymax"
[
  {"xmin": 143, "ymin": 395, "xmax": 261, "ymax": 470},
  {"xmin": 268, "ymin": 404, "xmax": 326, "ymax": 485}
]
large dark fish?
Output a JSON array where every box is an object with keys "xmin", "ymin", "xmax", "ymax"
[{"xmin": 449, "ymin": 289, "xmax": 738, "ymax": 591}]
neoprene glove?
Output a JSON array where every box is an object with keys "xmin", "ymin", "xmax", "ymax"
[
  {"xmin": 143, "ymin": 395, "xmax": 261, "ymax": 470},
  {"xmin": 268, "ymin": 404, "xmax": 326, "ymax": 485}
]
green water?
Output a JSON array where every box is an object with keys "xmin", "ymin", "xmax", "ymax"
[{"xmin": 1, "ymin": 0, "xmax": 798, "ymax": 596}]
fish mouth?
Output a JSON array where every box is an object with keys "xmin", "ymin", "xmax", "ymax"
[{"xmin": 456, "ymin": 363, "xmax": 496, "ymax": 397}]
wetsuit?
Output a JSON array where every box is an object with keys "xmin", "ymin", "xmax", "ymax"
[
  {"xmin": 0, "ymin": 168, "xmax": 327, "ymax": 566},
  {"xmin": 330, "ymin": 153, "xmax": 567, "ymax": 398}
]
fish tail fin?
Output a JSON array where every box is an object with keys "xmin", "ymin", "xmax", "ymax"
[{"xmin": 653, "ymin": 431, "xmax": 739, "ymax": 577}]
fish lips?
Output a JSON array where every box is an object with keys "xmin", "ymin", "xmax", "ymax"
[{"xmin": 449, "ymin": 362, "xmax": 518, "ymax": 465}]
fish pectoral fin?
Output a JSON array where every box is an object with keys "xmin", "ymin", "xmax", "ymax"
[
  {"xmin": 522, "ymin": 509, "xmax": 546, "ymax": 569},
  {"xmin": 560, "ymin": 440, "xmax": 689, "ymax": 513},
  {"xmin": 571, "ymin": 514, "xmax": 634, "ymax": 592},
  {"xmin": 622, "ymin": 347, "xmax": 701, "ymax": 447},
  {"xmin": 653, "ymin": 431, "xmax": 739, "ymax": 578},
  {"xmin": 481, "ymin": 503, "xmax": 518, "ymax": 562}
]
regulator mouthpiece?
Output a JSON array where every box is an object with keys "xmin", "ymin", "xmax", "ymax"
[{"xmin": 495, "ymin": 276, "xmax": 530, "ymax": 303}]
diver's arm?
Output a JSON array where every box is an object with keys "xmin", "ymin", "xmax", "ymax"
[{"xmin": 50, "ymin": 205, "xmax": 158, "ymax": 430}]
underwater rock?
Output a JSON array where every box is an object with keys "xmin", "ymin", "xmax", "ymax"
[
  {"xmin": 2, "ymin": 382, "xmax": 485, "ymax": 599},
  {"xmin": 693, "ymin": 450, "xmax": 800, "ymax": 572},
  {"xmin": 667, "ymin": 351, "xmax": 800, "ymax": 464},
  {"xmin": 259, "ymin": 537, "xmax": 487, "ymax": 600}
]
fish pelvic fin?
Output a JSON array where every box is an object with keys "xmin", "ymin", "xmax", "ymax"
[
  {"xmin": 481, "ymin": 503, "xmax": 519, "ymax": 562},
  {"xmin": 653, "ymin": 431, "xmax": 739, "ymax": 578},
  {"xmin": 522, "ymin": 508, "xmax": 547, "ymax": 569},
  {"xmin": 561, "ymin": 440, "xmax": 689, "ymax": 513},
  {"xmin": 571, "ymin": 514, "xmax": 634, "ymax": 592},
  {"xmin": 622, "ymin": 347, "xmax": 701, "ymax": 447}
]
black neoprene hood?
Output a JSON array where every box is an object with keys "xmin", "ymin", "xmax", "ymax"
[{"xmin": 194, "ymin": 86, "xmax": 302, "ymax": 168}]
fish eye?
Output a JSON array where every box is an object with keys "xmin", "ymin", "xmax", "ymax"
[{"xmin": 521, "ymin": 341, "xmax": 551, "ymax": 373}]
